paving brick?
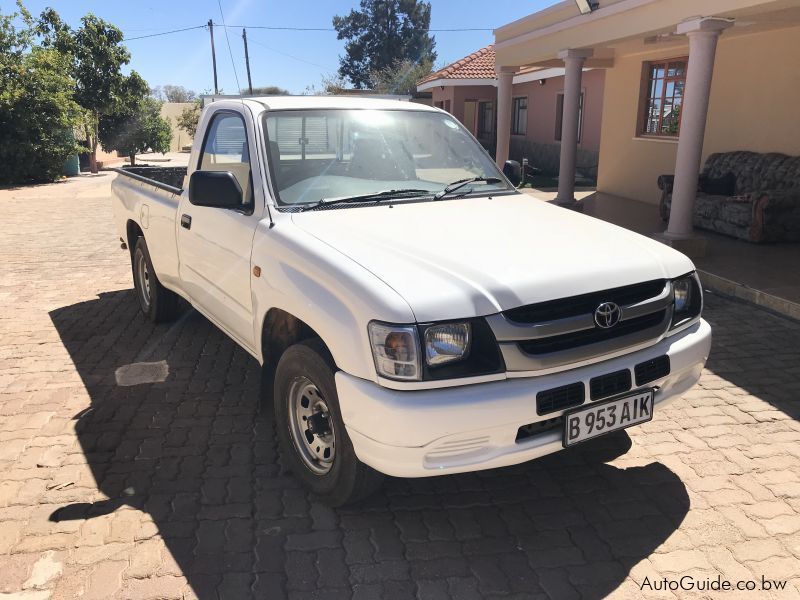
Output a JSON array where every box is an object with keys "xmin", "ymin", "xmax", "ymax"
[
  {"xmin": 2, "ymin": 175, "xmax": 800, "ymax": 599},
  {"xmin": 762, "ymin": 514, "xmax": 800, "ymax": 536},
  {"xmin": 648, "ymin": 549, "xmax": 713, "ymax": 574},
  {"xmin": 731, "ymin": 539, "xmax": 789, "ymax": 563}
]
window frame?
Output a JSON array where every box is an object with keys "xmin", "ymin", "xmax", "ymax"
[
  {"xmin": 196, "ymin": 109, "xmax": 255, "ymax": 213},
  {"xmin": 554, "ymin": 91, "xmax": 584, "ymax": 143},
  {"xmin": 511, "ymin": 96, "xmax": 528, "ymax": 136},
  {"xmin": 637, "ymin": 56, "xmax": 688, "ymax": 138},
  {"xmin": 477, "ymin": 100, "xmax": 495, "ymax": 139}
]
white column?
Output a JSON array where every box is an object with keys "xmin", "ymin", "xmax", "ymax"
[
  {"xmin": 556, "ymin": 49, "xmax": 593, "ymax": 205},
  {"xmin": 495, "ymin": 67, "xmax": 516, "ymax": 168},
  {"xmin": 667, "ymin": 17, "xmax": 733, "ymax": 237}
]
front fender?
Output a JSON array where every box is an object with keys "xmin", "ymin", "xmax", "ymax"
[{"xmin": 250, "ymin": 219, "xmax": 415, "ymax": 381}]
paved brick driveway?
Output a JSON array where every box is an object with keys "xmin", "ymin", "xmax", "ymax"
[{"xmin": 1, "ymin": 173, "xmax": 799, "ymax": 599}]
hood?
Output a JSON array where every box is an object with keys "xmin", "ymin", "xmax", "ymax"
[{"xmin": 291, "ymin": 195, "xmax": 695, "ymax": 322}]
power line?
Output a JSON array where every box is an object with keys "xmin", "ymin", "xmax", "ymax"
[
  {"xmin": 122, "ymin": 23, "xmax": 494, "ymax": 41},
  {"xmin": 124, "ymin": 24, "xmax": 207, "ymax": 41},
  {"xmin": 224, "ymin": 24, "xmax": 494, "ymax": 32},
  {"xmin": 247, "ymin": 38, "xmax": 334, "ymax": 71},
  {"xmin": 216, "ymin": 1, "xmax": 243, "ymax": 96}
]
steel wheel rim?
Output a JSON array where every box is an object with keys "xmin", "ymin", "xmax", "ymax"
[
  {"xmin": 287, "ymin": 376, "xmax": 336, "ymax": 474},
  {"xmin": 136, "ymin": 251, "xmax": 151, "ymax": 311}
]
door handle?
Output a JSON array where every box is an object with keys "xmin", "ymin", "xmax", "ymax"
[{"xmin": 180, "ymin": 214, "xmax": 192, "ymax": 229}]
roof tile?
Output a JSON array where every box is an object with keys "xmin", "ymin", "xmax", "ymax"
[{"xmin": 418, "ymin": 45, "xmax": 496, "ymax": 85}]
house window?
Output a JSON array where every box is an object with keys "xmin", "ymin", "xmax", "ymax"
[
  {"xmin": 478, "ymin": 101, "xmax": 495, "ymax": 138},
  {"xmin": 444, "ymin": 99, "xmax": 451, "ymax": 114},
  {"xmin": 640, "ymin": 58, "xmax": 687, "ymax": 136},
  {"xmin": 512, "ymin": 97, "xmax": 528, "ymax": 135},
  {"xmin": 554, "ymin": 92, "xmax": 584, "ymax": 143}
]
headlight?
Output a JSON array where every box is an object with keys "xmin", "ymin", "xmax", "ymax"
[
  {"xmin": 424, "ymin": 322, "xmax": 471, "ymax": 366},
  {"xmin": 368, "ymin": 322, "xmax": 421, "ymax": 380},
  {"xmin": 368, "ymin": 319, "xmax": 503, "ymax": 382},
  {"xmin": 671, "ymin": 272, "xmax": 702, "ymax": 328},
  {"xmin": 673, "ymin": 278, "xmax": 692, "ymax": 313}
]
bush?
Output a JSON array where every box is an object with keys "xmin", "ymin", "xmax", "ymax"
[{"xmin": 0, "ymin": 46, "xmax": 82, "ymax": 184}]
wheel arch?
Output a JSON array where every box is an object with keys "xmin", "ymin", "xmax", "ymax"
[
  {"xmin": 126, "ymin": 219, "xmax": 144, "ymax": 260},
  {"xmin": 260, "ymin": 307, "xmax": 335, "ymax": 372}
]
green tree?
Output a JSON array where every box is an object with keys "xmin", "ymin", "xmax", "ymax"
[
  {"xmin": 176, "ymin": 99, "xmax": 201, "ymax": 138},
  {"xmin": 245, "ymin": 85, "xmax": 289, "ymax": 95},
  {"xmin": 37, "ymin": 11, "xmax": 131, "ymax": 173},
  {"xmin": 333, "ymin": 0, "xmax": 436, "ymax": 89},
  {"xmin": 370, "ymin": 57, "xmax": 432, "ymax": 95},
  {"xmin": 0, "ymin": 4, "xmax": 82, "ymax": 184},
  {"xmin": 152, "ymin": 84, "xmax": 196, "ymax": 103},
  {"xmin": 99, "ymin": 73, "xmax": 171, "ymax": 165}
]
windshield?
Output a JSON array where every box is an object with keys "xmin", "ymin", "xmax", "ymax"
[{"xmin": 263, "ymin": 108, "xmax": 512, "ymax": 207}]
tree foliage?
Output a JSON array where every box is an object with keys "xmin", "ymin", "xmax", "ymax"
[
  {"xmin": 303, "ymin": 74, "xmax": 349, "ymax": 96},
  {"xmin": 176, "ymin": 100, "xmax": 201, "ymax": 138},
  {"xmin": 37, "ymin": 8, "xmax": 135, "ymax": 172},
  {"xmin": 0, "ymin": 4, "xmax": 82, "ymax": 184},
  {"xmin": 100, "ymin": 90, "xmax": 171, "ymax": 165},
  {"xmin": 1, "ymin": 2, "xmax": 169, "ymax": 182},
  {"xmin": 333, "ymin": 0, "xmax": 436, "ymax": 89},
  {"xmin": 152, "ymin": 84, "xmax": 196, "ymax": 103},
  {"xmin": 370, "ymin": 58, "xmax": 432, "ymax": 95},
  {"xmin": 245, "ymin": 85, "xmax": 289, "ymax": 96}
]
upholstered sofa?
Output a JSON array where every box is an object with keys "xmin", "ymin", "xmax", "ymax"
[{"xmin": 659, "ymin": 151, "xmax": 800, "ymax": 243}]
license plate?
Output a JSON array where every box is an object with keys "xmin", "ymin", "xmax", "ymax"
[{"xmin": 562, "ymin": 389, "xmax": 655, "ymax": 447}]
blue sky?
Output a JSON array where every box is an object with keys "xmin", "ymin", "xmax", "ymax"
[{"xmin": 10, "ymin": 0, "xmax": 557, "ymax": 94}]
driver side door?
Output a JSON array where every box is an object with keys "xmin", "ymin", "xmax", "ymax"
[{"xmin": 177, "ymin": 109, "xmax": 261, "ymax": 351}]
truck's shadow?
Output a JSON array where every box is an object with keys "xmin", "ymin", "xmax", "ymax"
[{"xmin": 50, "ymin": 290, "xmax": 688, "ymax": 599}]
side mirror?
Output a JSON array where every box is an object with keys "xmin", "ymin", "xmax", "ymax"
[
  {"xmin": 503, "ymin": 160, "xmax": 521, "ymax": 187},
  {"xmin": 188, "ymin": 171, "xmax": 242, "ymax": 208}
]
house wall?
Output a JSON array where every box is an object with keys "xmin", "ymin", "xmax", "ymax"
[
  {"xmin": 431, "ymin": 70, "xmax": 605, "ymax": 175},
  {"xmin": 597, "ymin": 25, "xmax": 800, "ymax": 205},
  {"xmin": 160, "ymin": 102, "xmax": 195, "ymax": 152},
  {"xmin": 510, "ymin": 69, "xmax": 605, "ymax": 177}
]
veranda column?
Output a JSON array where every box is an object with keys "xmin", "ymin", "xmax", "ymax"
[
  {"xmin": 495, "ymin": 67, "xmax": 516, "ymax": 168},
  {"xmin": 555, "ymin": 49, "xmax": 593, "ymax": 205},
  {"xmin": 667, "ymin": 17, "xmax": 733, "ymax": 237}
]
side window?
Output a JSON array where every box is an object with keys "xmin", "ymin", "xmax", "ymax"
[{"xmin": 199, "ymin": 112, "xmax": 253, "ymax": 208}]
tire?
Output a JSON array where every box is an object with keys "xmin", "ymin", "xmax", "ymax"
[
  {"xmin": 132, "ymin": 237, "xmax": 181, "ymax": 323},
  {"xmin": 273, "ymin": 339, "xmax": 384, "ymax": 506}
]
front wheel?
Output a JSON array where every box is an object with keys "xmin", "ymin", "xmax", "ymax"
[
  {"xmin": 132, "ymin": 237, "xmax": 181, "ymax": 323},
  {"xmin": 273, "ymin": 340, "xmax": 383, "ymax": 506}
]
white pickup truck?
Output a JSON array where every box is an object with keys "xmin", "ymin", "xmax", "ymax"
[{"xmin": 112, "ymin": 96, "xmax": 711, "ymax": 505}]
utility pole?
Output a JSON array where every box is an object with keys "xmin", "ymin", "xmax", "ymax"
[
  {"xmin": 242, "ymin": 28, "xmax": 253, "ymax": 95},
  {"xmin": 208, "ymin": 19, "xmax": 218, "ymax": 95}
]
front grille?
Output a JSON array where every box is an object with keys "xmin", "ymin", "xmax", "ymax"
[
  {"xmin": 635, "ymin": 355, "xmax": 671, "ymax": 386},
  {"xmin": 505, "ymin": 279, "xmax": 666, "ymax": 324},
  {"xmin": 537, "ymin": 382, "xmax": 584, "ymax": 415},
  {"xmin": 518, "ymin": 310, "xmax": 665, "ymax": 355},
  {"xmin": 590, "ymin": 369, "xmax": 632, "ymax": 400},
  {"xmin": 488, "ymin": 280, "xmax": 672, "ymax": 373}
]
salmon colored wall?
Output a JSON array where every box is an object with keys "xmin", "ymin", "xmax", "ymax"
[
  {"xmin": 431, "ymin": 70, "xmax": 605, "ymax": 152},
  {"xmin": 512, "ymin": 69, "xmax": 605, "ymax": 151},
  {"xmin": 432, "ymin": 85, "xmax": 497, "ymax": 131},
  {"xmin": 597, "ymin": 26, "xmax": 800, "ymax": 205}
]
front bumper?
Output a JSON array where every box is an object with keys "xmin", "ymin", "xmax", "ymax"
[{"xmin": 336, "ymin": 319, "xmax": 711, "ymax": 478}]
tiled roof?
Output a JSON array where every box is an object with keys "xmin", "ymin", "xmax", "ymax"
[{"xmin": 418, "ymin": 45, "xmax": 496, "ymax": 85}]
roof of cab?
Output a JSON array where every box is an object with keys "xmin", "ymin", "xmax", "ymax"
[{"xmin": 245, "ymin": 95, "xmax": 440, "ymax": 112}]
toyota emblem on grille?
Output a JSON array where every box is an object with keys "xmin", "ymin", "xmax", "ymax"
[{"xmin": 594, "ymin": 302, "xmax": 622, "ymax": 329}]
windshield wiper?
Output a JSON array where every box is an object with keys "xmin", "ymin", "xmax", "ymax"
[
  {"xmin": 298, "ymin": 188, "xmax": 432, "ymax": 212},
  {"xmin": 433, "ymin": 176, "xmax": 503, "ymax": 200}
]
